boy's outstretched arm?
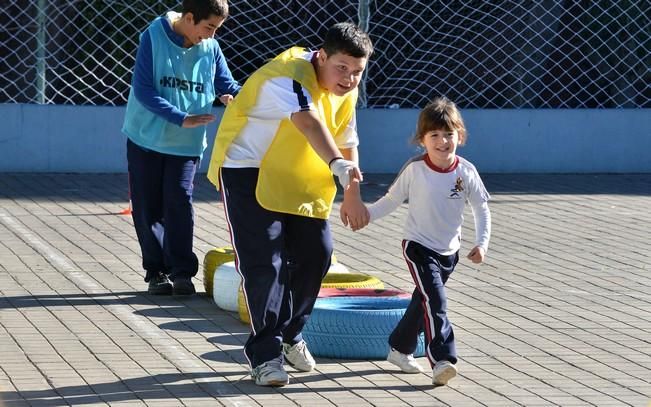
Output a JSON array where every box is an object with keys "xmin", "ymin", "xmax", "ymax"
[
  {"xmin": 291, "ymin": 110, "xmax": 362, "ymax": 186},
  {"xmin": 339, "ymin": 147, "xmax": 369, "ymax": 230},
  {"xmin": 291, "ymin": 110, "xmax": 348, "ymax": 165},
  {"xmin": 291, "ymin": 110, "xmax": 368, "ymax": 229}
]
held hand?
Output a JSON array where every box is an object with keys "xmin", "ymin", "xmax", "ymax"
[
  {"xmin": 219, "ymin": 94, "xmax": 234, "ymax": 105},
  {"xmin": 340, "ymin": 189, "xmax": 370, "ymax": 231},
  {"xmin": 466, "ymin": 246, "xmax": 485, "ymax": 264},
  {"xmin": 351, "ymin": 166, "xmax": 364, "ymax": 184},
  {"xmin": 340, "ymin": 201, "xmax": 370, "ymax": 231},
  {"xmin": 330, "ymin": 158, "xmax": 362, "ymax": 189},
  {"xmin": 182, "ymin": 114, "xmax": 216, "ymax": 128}
]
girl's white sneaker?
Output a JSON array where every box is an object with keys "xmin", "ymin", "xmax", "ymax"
[
  {"xmin": 432, "ymin": 360, "xmax": 457, "ymax": 385},
  {"xmin": 387, "ymin": 348, "xmax": 424, "ymax": 373}
]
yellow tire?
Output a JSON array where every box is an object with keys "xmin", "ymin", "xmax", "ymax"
[
  {"xmin": 321, "ymin": 273, "xmax": 384, "ymax": 289},
  {"xmin": 202, "ymin": 246, "xmax": 235, "ymax": 295},
  {"xmin": 237, "ymin": 285, "xmax": 250, "ymax": 324}
]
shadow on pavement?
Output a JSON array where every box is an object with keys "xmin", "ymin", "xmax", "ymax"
[
  {"xmin": 0, "ymin": 291, "xmax": 155, "ymax": 309},
  {"xmin": 0, "ymin": 367, "xmax": 433, "ymax": 406}
]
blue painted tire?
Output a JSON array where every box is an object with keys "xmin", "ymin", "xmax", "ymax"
[{"xmin": 303, "ymin": 296, "xmax": 426, "ymax": 359}]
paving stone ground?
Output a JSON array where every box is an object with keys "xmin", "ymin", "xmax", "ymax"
[{"xmin": 0, "ymin": 173, "xmax": 649, "ymax": 407}]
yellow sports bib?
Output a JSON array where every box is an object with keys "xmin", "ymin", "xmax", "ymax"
[{"xmin": 206, "ymin": 47, "xmax": 357, "ymax": 219}]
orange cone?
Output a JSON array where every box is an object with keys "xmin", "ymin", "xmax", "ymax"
[{"xmin": 120, "ymin": 173, "xmax": 133, "ymax": 215}]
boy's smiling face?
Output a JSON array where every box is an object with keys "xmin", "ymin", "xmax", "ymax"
[
  {"xmin": 181, "ymin": 13, "xmax": 225, "ymax": 47},
  {"xmin": 315, "ymin": 50, "xmax": 368, "ymax": 96}
]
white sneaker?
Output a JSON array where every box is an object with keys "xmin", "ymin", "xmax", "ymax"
[
  {"xmin": 387, "ymin": 348, "xmax": 424, "ymax": 373},
  {"xmin": 432, "ymin": 360, "xmax": 457, "ymax": 385},
  {"xmin": 282, "ymin": 340, "xmax": 316, "ymax": 372},
  {"xmin": 251, "ymin": 360, "xmax": 289, "ymax": 386}
]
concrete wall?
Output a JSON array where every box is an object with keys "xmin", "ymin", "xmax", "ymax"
[{"xmin": 1, "ymin": 103, "xmax": 649, "ymax": 173}]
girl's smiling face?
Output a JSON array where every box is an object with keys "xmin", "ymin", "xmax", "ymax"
[{"xmin": 421, "ymin": 128, "xmax": 460, "ymax": 169}]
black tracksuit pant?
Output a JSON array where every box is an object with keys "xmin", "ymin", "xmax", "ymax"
[
  {"xmin": 126, "ymin": 139, "xmax": 199, "ymax": 282},
  {"xmin": 389, "ymin": 240, "xmax": 459, "ymax": 366},
  {"xmin": 220, "ymin": 167, "xmax": 332, "ymax": 368}
]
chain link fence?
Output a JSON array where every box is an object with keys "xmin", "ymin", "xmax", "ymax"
[{"xmin": 1, "ymin": 0, "xmax": 649, "ymax": 108}]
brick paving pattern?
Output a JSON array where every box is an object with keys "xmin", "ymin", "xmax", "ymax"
[{"xmin": 0, "ymin": 173, "xmax": 649, "ymax": 406}]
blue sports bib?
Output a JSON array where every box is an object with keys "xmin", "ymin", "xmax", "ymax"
[{"xmin": 122, "ymin": 16, "xmax": 216, "ymax": 157}]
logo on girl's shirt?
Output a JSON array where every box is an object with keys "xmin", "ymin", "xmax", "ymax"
[{"xmin": 449, "ymin": 177, "xmax": 464, "ymax": 199}]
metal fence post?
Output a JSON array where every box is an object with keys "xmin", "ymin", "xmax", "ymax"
[
  {"xmin": 357, "ymin": 0, "xmax": 370, "ymax": 108},
  {"xmin": 36, "ymin": 0, "xmax": 47, "ymax": 104}
]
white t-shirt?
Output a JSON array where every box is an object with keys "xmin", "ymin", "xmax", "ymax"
[
  {"xmin": 223, "ymin": 51, "xmax": 358, "ymax": 168},
  {"xmin": 368, "ymin": 155, "xmax": 491, "ymax": 255}
]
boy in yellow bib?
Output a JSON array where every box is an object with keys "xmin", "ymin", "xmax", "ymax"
[{"xmin": 206, "ymin": 23, "xmax": 373, "ymax": 386}]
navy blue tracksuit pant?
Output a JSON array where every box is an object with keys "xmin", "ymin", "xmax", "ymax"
[
  {"xmin": 389, "ymin": 240, "xmax": 459, "ymax": 366},
  {"xmin": 126, "ymin": 139, "xmax": 199, "ymax": 282},
  {"xmin": 220, "ymin": 167, "xmax": 332, "ymax": 368}
]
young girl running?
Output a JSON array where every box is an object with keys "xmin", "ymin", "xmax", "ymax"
[{"xmin": 359, "ymin": 96, "xmax": 491, "ymax": 386}]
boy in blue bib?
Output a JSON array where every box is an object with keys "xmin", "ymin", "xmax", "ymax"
[{"xmin": 122, "ymin": 0, "xmax": 240, "ymax": 296}]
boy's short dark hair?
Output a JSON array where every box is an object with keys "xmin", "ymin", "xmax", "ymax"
[
  {"xmin": 414, "ymin": 96, "xmax": 467, "ymax": 145},
  {"xmin": 322, "ymin": 22, "xmax": 373, "ymax": 59},
  {"xmin": 183, "ymin": 0, "xmax": 229, "ymax": 24}
]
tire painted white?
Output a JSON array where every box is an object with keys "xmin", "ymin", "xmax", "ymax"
[
  {"xmin": 328, "ymin": 262, "xmax": 349, "ymax": 274},
  {"xmin": 212, "ymin": 261, "xmax": 242, "ymax": 312}
]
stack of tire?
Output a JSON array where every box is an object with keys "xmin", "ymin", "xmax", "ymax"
[
  {"xmin": 203, "ymin": 246, "xmax": 238, "ymax": 312},
  {"xmin": 236, "ymin": 258, "xmax": 379, "ymax": 325},
  {"xmin": 203, "ymin": 247, "xmax": 351, "ymax": 313},
  {"xmin": 303, "ymin": 288, "xmax": 426, "ymax": 359},
  {"xmin": 203, "ymin": 247, "xmax": 425, "ymax": 360}
]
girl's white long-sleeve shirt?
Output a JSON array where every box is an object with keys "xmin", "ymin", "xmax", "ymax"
[{"xmin": 367, "ymin": 154, "xmax": 491, "ymax": 255}]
